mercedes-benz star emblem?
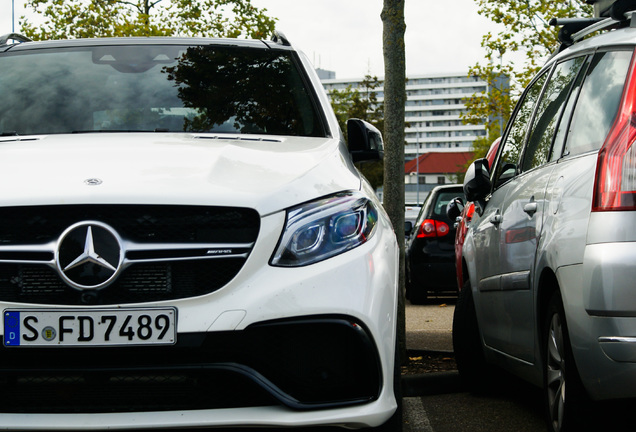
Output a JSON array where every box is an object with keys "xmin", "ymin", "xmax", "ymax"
[{"xmin": 55, "ymin": 221, "xmax": 124, "ymax": 290}]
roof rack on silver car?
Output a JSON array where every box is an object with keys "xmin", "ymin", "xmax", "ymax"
[
  {"xmin": 0, "ymin": 33, "xmax": 32, "ymax": 46},
  {"xmin": 550, "ymin": 2, "xmax": 636, "ymax": 51},
  {"xmin": 549, "ymin": 17, "xmax": 606, "ymax": 46}
]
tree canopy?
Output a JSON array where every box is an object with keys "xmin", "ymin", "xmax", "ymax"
[
  {"xmin": 329, "ymin": 75, "xmax": 384, "ymax": 137},
  {"xmin": 463, "ymin": 0, "xmax": 593, "ymax": 160},
  {"xmin": 20, "ymin": 0, "xmax": 277, "ymax": 40},
  {"xmin": 329, "ymin": 75, "xmax": 385, "ymax": 189}
]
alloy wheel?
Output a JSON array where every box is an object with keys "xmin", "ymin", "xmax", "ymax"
[{"xmin": 546, "ymin": 312, "xmax": 566, "ymax": 432}]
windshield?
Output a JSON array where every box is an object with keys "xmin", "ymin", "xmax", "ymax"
[{"xmin": 0, "ymin": 44, "xmax": 326, "ymax": 137}]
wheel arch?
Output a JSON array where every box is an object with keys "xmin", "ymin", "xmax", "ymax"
[
  {"xmin": 536, "ymin": 268, "xmax": 560, "ymax": 369},
  {"xmin": 459, "ymin": 256, "xmax": 469, "ymax": 291},
  {"xmin": 460, "ymin": 230, "xmax": 478, "ymax": 295}
]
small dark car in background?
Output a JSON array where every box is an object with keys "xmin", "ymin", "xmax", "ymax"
[{"xmin": 405, "ymin": 184, "xmax": 463, "ymax": 303}]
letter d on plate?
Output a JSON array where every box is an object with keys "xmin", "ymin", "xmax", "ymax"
[{"xmin": 4, "ymin": 311, "xmax": 20, "ymax": 346}]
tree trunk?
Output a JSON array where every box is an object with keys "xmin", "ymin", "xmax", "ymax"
[{"xmin": 381, "ymin": 0, "xmax": 406, "ymax": 363}]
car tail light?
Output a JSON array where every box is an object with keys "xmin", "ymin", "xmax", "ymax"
[
  {"xmin": 465, "ymin": 202, "xmax": 475, "ymax": 225},
  {"xmin": 593, "ymin": 52, "xmax": 636, "ymax": 211},
  {"xmin": 416, "ymin": 219, "xmax": 450, "ymax": 238}
]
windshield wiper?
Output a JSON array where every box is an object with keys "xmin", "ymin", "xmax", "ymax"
[{"xmin": 1, "ymin": 131, "xmax": 18, "ymax": 136}]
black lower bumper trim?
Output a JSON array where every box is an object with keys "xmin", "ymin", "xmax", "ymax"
[{"xmin": 0, "ymin": 315, "xmax": 383, "ymax": 413}]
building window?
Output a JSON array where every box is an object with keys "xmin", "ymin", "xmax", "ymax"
[{"xmin": 437, "ymin": 177, "xmax": 446, "ymax": 184}]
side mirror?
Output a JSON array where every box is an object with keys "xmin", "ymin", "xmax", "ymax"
[
  {"xmin": 463, "ymin": 158, "xmax": 492, "ymax": 211},
  {"xmin": 496, "ymin": 162, "xmax": 517, "ymax": 187},
  {"xmin": 405, "ymin": 221, "xmax": 414, "ymax": 237},
  {"xmin": 446, "ymin": 196, "xmax": 464, "ymax": 221},
  {"xmin": 347, "ymin": 119, "xmax": 384, "ymax": 163}
]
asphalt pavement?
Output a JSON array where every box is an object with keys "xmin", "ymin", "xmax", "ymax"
[
  {"xmin": 403, "ymin": 298, "xmax": 461, "ymax": 396},
  {"xmin": 405, "ymin": 299, "xmax": 454, "ymax": 353},
  {"xmin": 402, "ymin": 300, "xmax": 548, "ymax": 432},
  {"xmin": 404, "ymin": 300, "xmax": 459, "ymax": 430},
  {"xmin": 402, "ymin": 301, "xmax": 631, "ymax": 432}
]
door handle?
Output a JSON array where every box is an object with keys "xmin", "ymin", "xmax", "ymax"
[
  {"xmin": 524, "ymin": 198, "xmax": 538, "ymax": 217},
  {"xmin": 490, "ymin": 210, "xmax": 502, "ymax": 225}
]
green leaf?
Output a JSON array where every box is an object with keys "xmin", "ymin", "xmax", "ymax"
[{"xmin": 21, "ymin": 0, "xmax": 277, "ymax": 40}]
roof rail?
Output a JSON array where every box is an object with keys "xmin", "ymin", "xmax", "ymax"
[
  {"xmin": 549, "ymin": 18, "xmax": 605, "ymax": 46},
  {"xmin": 270, "ymin": 30, "xmax": 291, "ymax": 47},
  {"xmin": 571, "ymin": 11, "xmax": 636, "ymax": 42},
  {"xmin": 0, "ymin": 33, "xmax": 32, "ymax": 46}
]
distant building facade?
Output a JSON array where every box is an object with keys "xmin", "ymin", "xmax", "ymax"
[
  {"xmin": 321, "ymin": 70, "xmax": 508, "ymax": 204},
  {"xmin": 403, "ymin": 151, "xmax": 474, "ymax": 203},
  {"xmin": 321, "ymin": 72, "xmax": 508, "ymax": 161},
  {"xmin": 315, "ymin": 68, "xmax": 336, "ymax": 80}
]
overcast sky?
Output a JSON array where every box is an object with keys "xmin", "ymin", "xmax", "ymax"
[
  {"xmin": 252, "ymin": 0, "xmax": 503, "ymax": 79},
  {"xmin": 1, "ymin": 0, "xmax": 504, "ymax": 79}
]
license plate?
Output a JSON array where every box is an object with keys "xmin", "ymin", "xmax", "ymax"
[{"xmin": 3, "ymin": 308, "xmax": 176, "ymax": 347}]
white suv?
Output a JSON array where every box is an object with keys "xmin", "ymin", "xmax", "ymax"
[
  {"xmin": 455, "ymin": 4, "xmax": 636, "ymax": 432},
  {"xmin": 0, "ymin": 33, "xmax": 399, "ymax": 430}
]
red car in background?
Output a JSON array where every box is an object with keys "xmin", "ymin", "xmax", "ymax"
[{"xmin": 447, "ymin": 137, "xmax": 500, "ymax": 290}]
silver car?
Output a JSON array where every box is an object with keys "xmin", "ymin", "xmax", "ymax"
[{"xmin": 455, "ymin": 5, "xmax": 636, "ymax": 432}]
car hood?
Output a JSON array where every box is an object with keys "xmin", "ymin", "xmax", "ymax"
[{"xmin": 0, "ymin": 133, "xmax": 361, "ymax": 215}]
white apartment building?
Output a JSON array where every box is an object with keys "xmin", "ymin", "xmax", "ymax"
[{"xmin": 321, "ymin": 72, "xmax": 501, "ymax": 161}]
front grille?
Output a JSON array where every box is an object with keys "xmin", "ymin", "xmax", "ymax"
[
  {"xmin": 0, "ymin": 205, "xmax": 259, "ymax": 304},
  {"xmin": 0, "ymin": 204, "xmax": 260, "ymax": 245},
  {"xmin": 0, "ymin": 259, "xmax": 246, "ymax": 305},
  {"xmin": 0, "ymin": 317, "xmax": 382, "ymax": 413}
]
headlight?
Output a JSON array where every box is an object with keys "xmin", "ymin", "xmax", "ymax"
[{"xmin": 271, "ymin": 192, "xmax": 379, "ymax": 267}]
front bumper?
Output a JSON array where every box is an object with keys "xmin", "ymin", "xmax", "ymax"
[
  {"xmin": 0, "ymin": 210, "xmax": 399, "ymax": 429},
  {"xmin": 0, "ymin": 316, "xmax": 381, "ymax": 412}
]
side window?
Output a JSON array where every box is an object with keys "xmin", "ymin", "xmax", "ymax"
[
  {"xmin": 551, "ymin": 56, "xmax": 590, "ymax": 161},
  {"xmin": 564, "ymin": 50, "xmax": 633, "ymax": 156},
  {"xmin": 521, "ymin": 56, "xmax": 586, "ymax": 171},
  {"xmin": 493, "ymin": 70, "xmax": 548, "ymax": 187},
  {"xmin": 433, "ymin": 191, "xmax": 460, "ymax": 218}
]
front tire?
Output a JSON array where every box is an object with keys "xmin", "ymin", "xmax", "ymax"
[{"xmin": 452, "ymin": 281, "xmax": 488, "ymax": 390}]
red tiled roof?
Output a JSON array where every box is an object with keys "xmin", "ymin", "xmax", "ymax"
[{"xmin": 404, "ymin": 151, "xmax": 474, "ymax": 175}]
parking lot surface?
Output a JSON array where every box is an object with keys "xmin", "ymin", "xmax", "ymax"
[
  {"xmin": 406, "ymin": 298, "xmax": 454, "ymax": 352},
  {"xmin": 404, "ymin": 299, "xmax": 547, "ymax": 432}
]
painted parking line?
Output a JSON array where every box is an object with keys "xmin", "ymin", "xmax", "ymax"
[{"xmin": 403, "ymin": 397, "xmax": 433, "ymax": 432}]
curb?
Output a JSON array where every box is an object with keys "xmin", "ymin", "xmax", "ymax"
[
  {"xmin": 407, "ymin": 348, "xmax": 454, "ymax": 356},
  {"xmin": 402, "ymin": 349, "xmax": 461, "ymax": 397},
  {"xmin": 402, "ymin": 370, "xmax": 462, "ymax": 397}
]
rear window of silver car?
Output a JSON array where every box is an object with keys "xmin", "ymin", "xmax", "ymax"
[{"xmin": 564, "ymin": 50, "xmax": 633, "ymax": 156}]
